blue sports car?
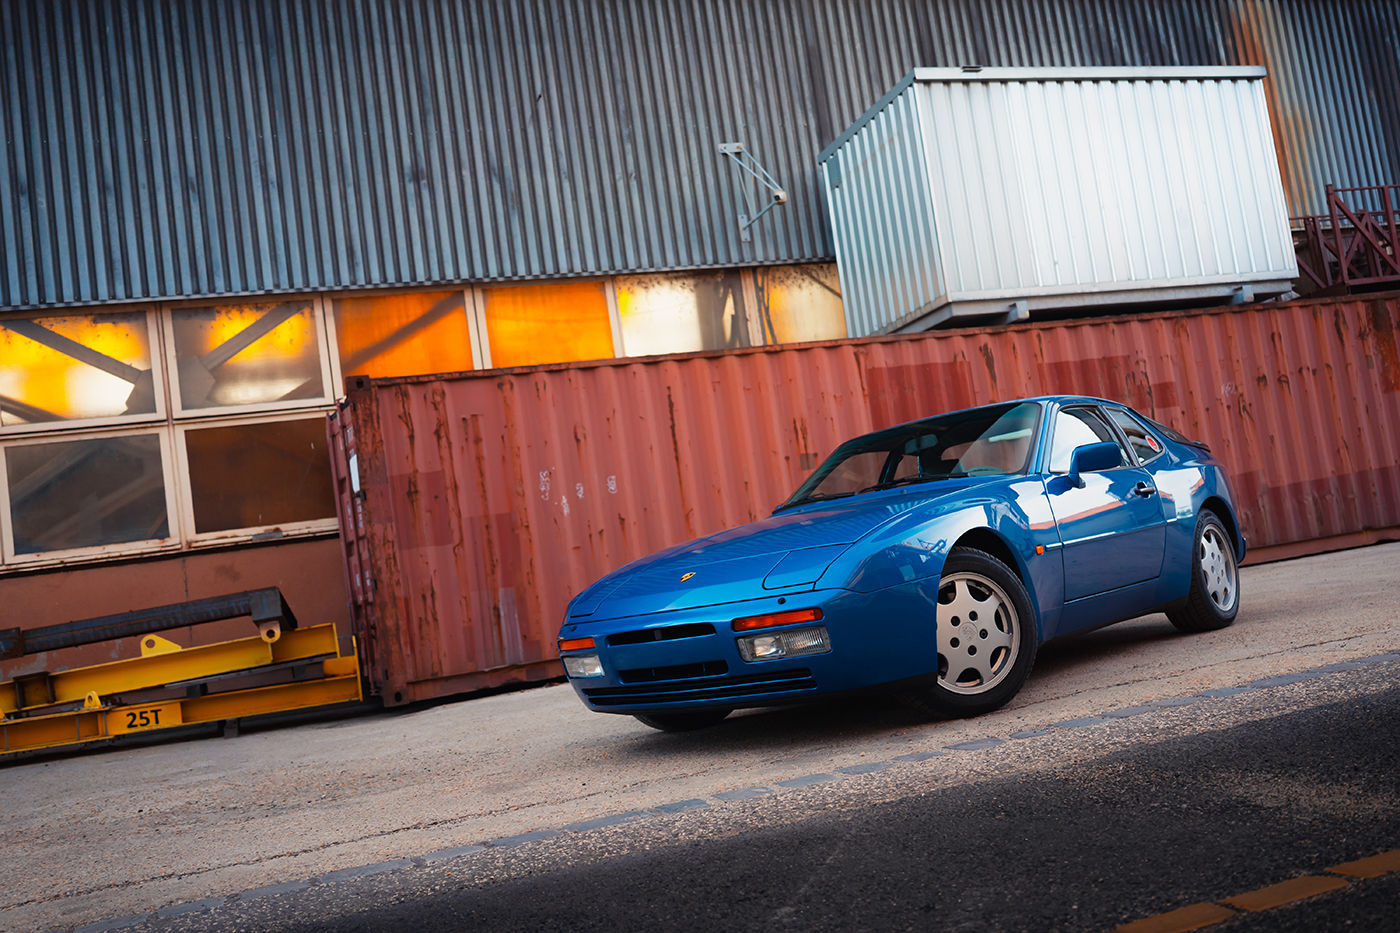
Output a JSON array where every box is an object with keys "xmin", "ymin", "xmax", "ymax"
[{"xmin": 558, "ymin": 396, "xmax": 1244, "ymax": 731}]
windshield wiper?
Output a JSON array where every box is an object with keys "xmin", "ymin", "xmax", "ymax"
[{"xmin": 859, "ymin": 473, "xmax": 970, "ymax": 495}]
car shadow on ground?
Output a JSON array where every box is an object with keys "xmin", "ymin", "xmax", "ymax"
[{"xmin": 1029, "ymin": 613, "xmax": 1186, "ymax": 678}]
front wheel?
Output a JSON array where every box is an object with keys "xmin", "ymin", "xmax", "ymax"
[
  {"xmin": 1167, "ymin": 509, "xmax": 1240, "ymax": 633},
  {"xmin": 633, "ymin": 709, "xmax": 731, "ymax": 732},
  {"xmin": 910, "ymin": 547, "xmax": 1037, "ymax": 718}
]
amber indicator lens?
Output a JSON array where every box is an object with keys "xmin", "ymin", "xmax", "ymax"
[
  {"xmin": 731, "ymin": 607, "xmax": 824, "ymax": 632},
  {"xmin": 558, "ymin": 636, "xmax": 596, "ymax": 652}
]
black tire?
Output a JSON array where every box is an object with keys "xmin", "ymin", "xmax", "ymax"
[
  {"xmin": 1167, "ymin": 509, "xmax": 1240, "ymax": 633},
  {"xmin": 910, "ymin": 547, "xmax": 1037, "ymax": 718},
  {"xmin": 633, "ymin": 708, "xmax": 731, "ymax": 732}
]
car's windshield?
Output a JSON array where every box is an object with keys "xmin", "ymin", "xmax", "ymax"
[{"xmin": 779, "ymin": 402, "xmax": 1041, "ymax": 510}]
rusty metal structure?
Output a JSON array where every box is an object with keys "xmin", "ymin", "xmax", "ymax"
[
  {"xmin": 331, "ymin": 293, "xmax": 1400, "ymax": 705},
  {"xmin": 1294, "ymin": 184, "xmax": 1400, "ymax": 294},
  {"xmin": 0, "ymin": 587, "xmax": 298, "ymax": 661}
]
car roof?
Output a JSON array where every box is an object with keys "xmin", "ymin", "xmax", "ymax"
[{"xmin": 875, "ymin": 395, "xmax": 1126, "ymax": 434}]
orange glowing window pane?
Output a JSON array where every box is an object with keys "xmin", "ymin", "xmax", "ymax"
[
  {"xmin": 332, "ymin": 291, "xmax": 474, "ymax": 380},
  {"xmin": 171, "ymin": 300, "xmax": 325, "ymax": 409},
  {"xmin": 753, "ymin": 264, "xmax": 847, "ymax": 344},
  {"xmin": 0, "ymin": 312, "xmax": 155, "ymax": 426},
  {"xmin": 482, "ymin": 282, "xmax": 614, "ymax": 368},
  {"xmin": 615, "ymin": 270, "xmax": 752, "ymax": 356}
]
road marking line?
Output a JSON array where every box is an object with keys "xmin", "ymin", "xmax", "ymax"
[
  {"xmin": 1111, "ymin": 901, "xmax": 1236, "ymax": 932},
  {"xmin": 1327, "ymin": 848, "xmax": 1400, "ymax": 878},
  {"xmin": 1114, "ymin": 847, "xmax": 1400, "ymax": 931},
  {"xmin": 1219, "ymin": 874, "xmax": 1350, "ymax": 911}
]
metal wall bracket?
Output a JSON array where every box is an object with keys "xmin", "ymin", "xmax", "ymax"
[{"xmin": 719, "ymin": 142, "xmax": 787, "ymax": 242}]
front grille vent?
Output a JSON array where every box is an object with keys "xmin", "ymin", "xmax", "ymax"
[
  {"xmin": 607, "ymin": 622, "xmax": 716, "ymax": 646},
  {"xmin": 620, "ymin": 661, "xmax": 728, "ymax": 683}
]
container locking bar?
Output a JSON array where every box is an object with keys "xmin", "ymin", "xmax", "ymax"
[{"xmin": 0, "ymin": 588, "xmax": 299, "ymax": 661}]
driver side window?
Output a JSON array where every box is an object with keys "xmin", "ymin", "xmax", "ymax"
[{"xmin": 1049, "ymin": 408, "xmax": 1129, "ymax": 473}]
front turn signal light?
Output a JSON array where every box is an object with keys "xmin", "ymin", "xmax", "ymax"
[
  {"xmin": 731, "ymin": 607, "xmax": 824, "ymax": 632},
  {"xmin": 558, "ymin": 636, "xmax": 596, "ymax": 652}
]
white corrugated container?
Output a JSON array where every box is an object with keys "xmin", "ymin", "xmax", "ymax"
[{"xmin": 819, "ymin": 67, "xmax": 1299, "ymax": 336}]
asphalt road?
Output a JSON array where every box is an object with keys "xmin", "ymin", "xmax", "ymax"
[
  {"xmin": 4, "ymin": 543, "xmax": 1398, "ymax": 932},
  {"xmin": 94, "ymin": 661, "xmax": 1400, "ymax": 932}
]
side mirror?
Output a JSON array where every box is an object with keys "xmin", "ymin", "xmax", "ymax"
[{"xmin": 1067, "ymin": 442, "xmax": 1122, "ymax": 488}]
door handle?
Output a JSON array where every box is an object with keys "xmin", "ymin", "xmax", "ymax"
[{"xmin": 1134, "ymin": 482, "xmax": 1157, "ymax": 497}]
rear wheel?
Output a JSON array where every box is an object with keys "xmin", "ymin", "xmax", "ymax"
[
  {"xmin": 1167, "ymin": 509, "xmax": 1240, "ymax": 633},
  {"xmin": 633, "ymin": 709, "xmax": 731, "ymax": 732},
  {"xmin": 911, "ymin": 547, "xmax": 1037, "ymax": 718}
]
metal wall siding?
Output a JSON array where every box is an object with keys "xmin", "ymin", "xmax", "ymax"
[
  {"xmin": 334, "ymin": 294, "xmax": 1400, "ymax": 703},
  {"xmin": 826, "ymin": 69, "xmax": 1299, "ymax": 333},
  {"xmin": 3, "ymin": 0, "xmax": 1398, "ymax": 309}
]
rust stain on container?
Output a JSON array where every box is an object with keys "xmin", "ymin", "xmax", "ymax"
[{"xmin": 330, "ymin": 293, "xmax": 1400, "ymax": 705}]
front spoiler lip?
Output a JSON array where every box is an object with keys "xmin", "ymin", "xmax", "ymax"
[{"xmin": 574, "ymin": 671, "xmax": 941, "ymax": 715}]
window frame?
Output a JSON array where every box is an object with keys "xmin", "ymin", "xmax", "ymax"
[
  {"xmin": 0, "ymin": 424, "xmax": 182, "ymax": 566},
  {"xmin": 326, "ymin": 286, "xmax": 483, "ymax": 383},
  {"xmin": 0, "ymin": 308, "xmax": 168, "ymax": 437},
  {"xmin": 1106, "ymin": 406, "xmax": 1167, "ymax": 466},
  {"xmin": 1046, "ymin": 404, "xmax": 1134, "ymax": 474},
  {"xmin": 172, "ymin": 409, "xmax": 340, "ymax": 547},
  {"xmin": 1, "ymin": 264, "xmax": 844, "ymax": 572},
  {"xmin": 162, "ymin": 296, "xmax": 337, "ymax": 419},
  {"xmin": 0, "ymin": 301, "xmax": 342, "ymax": 573}
]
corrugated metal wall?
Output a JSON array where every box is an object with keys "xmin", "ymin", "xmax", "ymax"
[
  {"xmin": 332, "ymin": 293, "xmax": 1400, "ymax": 704},
  {"xmin": 3, "ymin": 0, "xmax": 1398, "ymax": 309}
]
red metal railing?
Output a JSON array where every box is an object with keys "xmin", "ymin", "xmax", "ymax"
[{"xmin": 1294, "ymin": 184, "xmax": 1400, "ymax": 293}]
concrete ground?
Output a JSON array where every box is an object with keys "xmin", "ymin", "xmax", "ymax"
[{"xmin": 2, "ymin": 542, "xmax": 1397, "ymax": 932}]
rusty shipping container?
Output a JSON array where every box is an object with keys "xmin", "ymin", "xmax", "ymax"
[{"xmin": 329, "ymin": 293, "xmax": 1400, "ymax": 705}]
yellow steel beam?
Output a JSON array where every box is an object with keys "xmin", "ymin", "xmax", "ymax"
[
  {"xmin": 0, "ymin": 658, "xmax": 363, "ymax": 756},
  {"xmin": 0, "ymin": 624, "xmax": 341, "ymax": 715},
  {"xmin": 0, "ymin": 708, "xmax": 107, "ymax": 753},
  {"xmin": 180, "ymin": 673, "xmax": 362, "ymax": 724}
]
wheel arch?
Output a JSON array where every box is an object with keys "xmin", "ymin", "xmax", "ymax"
[
  {"xmin": 949, "ymin": 526, "xmax": 1043, "ymax": 641},
  {"xmin": 1200, "ymin": 495, "xmax": 1243, "ymax": 558}
]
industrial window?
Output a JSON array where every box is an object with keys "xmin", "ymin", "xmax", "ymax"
[
  {"xmin": 0, "ymin": 311, "xmax": 161, "ymax": 428},
  {"xmin": 0, "ymin": 265, "xmax": 843, "ymax": 571},
  {"xmin": 181, "ymin": 417, "xmax": 337, "ymax": 536},
  {"xmin": 481, "ymin": 281, "xmax": 616, "ymax": 368},
  {"xmin": 615, "ymin": 271, "xmax": 753, "ymax": 356},
  {"xmin": 2, "ymin": 431, "xmax": 174, "ymax": 558},
  {"xmin": 169, "ymin": 300, "xmax": 329, "ymax": 411},
  {"xmin": 0, "ymin": 302, "xmax": 339, "ymax": 570},
  {"xmin": 753, "ymin": 264, "xmax": 847, "ymax": 344},
  {"xmin": 332, "ymin": 290, "xmax": 475, "ymax": 380}
]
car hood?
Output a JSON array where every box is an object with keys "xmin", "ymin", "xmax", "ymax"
[{"xmin": 568, "ymin": 477, "xmax": 997, "ymax": 622}]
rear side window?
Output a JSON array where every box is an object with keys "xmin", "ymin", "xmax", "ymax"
[
  {"xmin": 1108, "ymin": 409, "xmax": 1165, "ymax": 464},
  {"xmin": 1048, "ymin": 408, "xmax": 1130, "ymax": 473}
]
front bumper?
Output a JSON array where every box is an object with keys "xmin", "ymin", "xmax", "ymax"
[{"xmin": 558, "ymin": 582, "xmax": 941, "ymax": 714}]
